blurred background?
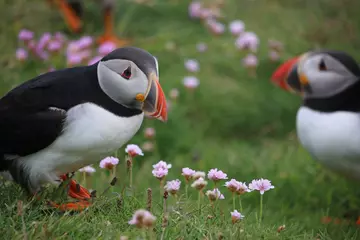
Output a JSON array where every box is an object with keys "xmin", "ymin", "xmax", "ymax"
[{"xmin": 1, "ymin": 0, "xmax": 360, "ymax": 238}]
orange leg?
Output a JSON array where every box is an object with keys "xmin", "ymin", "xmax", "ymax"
[
  {"xmin": 48, "ymin": 174, "xmax": 92, "ymax": 212},
  {"xmin": 54, "ymin": 0, "xmax": 82, "ymax": 33},
  {"xmin": 97, "ymin": 8, "xmax": 130, "ymax": 47}
]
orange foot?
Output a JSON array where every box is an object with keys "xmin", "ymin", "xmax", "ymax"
[
  {"xmin": 49, "ymin": 174, "xmax": 92, "ymax": 212},
  {"xmin": 54, "ymin": 0, "xmax": 82, "ymax": 33},
  {"xmin": 97, "ymin": 34, "xmax": 130, "ymax": 47}
]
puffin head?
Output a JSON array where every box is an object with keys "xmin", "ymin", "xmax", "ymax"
[
  {"xmin": 97, "ymin": 46, "xmax": 167, "ymax": 122},
  {"xmin": 271, "ymin": 50, "xmax": 360, "ymax": 100}
]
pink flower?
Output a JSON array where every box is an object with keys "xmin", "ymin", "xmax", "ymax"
[
  {"xmin": 144, "ymin": 127, "xmax": 155, "ymax": 139},
  {"xmin": 169, "ymin": 88, "xmax": 179, "ymax": 100},
  {"xmin": 183, "ymin": 76, "xmax": 199, "ymax": 89},
  {"xmin": 235, "ymin": 32, "xmax": 259, "ymax": 52},
  {"xmin": 231, "ymin": 210, "xmax": 244, "ymax": 223},
  {"xmin": 164, "ymin": 179, "xmax": 181, "ymax": 195},
  {"xmin": 153, "ymin": 160, "xmax": 172, "ymax": 170},
  {"xmin": 36, "ymin": 32, "xmax": 52, "ymax": 51},
  {"xmin": 77, "ymin": 50, "xmax": 92, "ymax": 61},
  {"xmin": 188, "ymin": 1, "xmax": 202, "ymax": 19},
  {"xmin": 27, "ymin": 40, "xmax": 36, "ymax": 50},
  {"xmin": 35, "ymin": 50, "xmax": 49, "ymax": 61},
  {"xmin": 269, "ymin": 50, "xmax": 280, "ymax": 62},
  {"xmin": 67, "ymin": 54, "xmax": 82, "ymax": 66},
  {"xmin": 152, "ymin": 168, "xmax": 168, "ymax": 180},
  {"xmin": 182, "ymin": 167, "xmax": 196, "ymax": 181},
  {"xmin": 54, "ymin": 32, "xmax": 67, "ymax": 43},
  {"xmin": 196, "ymin": 42, "xmax": 207, "ymax": 52},
  {"xmin": 47, "ymin": 40, "xmax": 62, "ymax": 52},
  {"xmin": 193, "ymin": 171, "xmax": 205, "ymax": 180},
  {"xmin": 67, "ymin": 41, "xmax": 81, "ymax": 55},
  {"xmin": 224, "ymin": 179, "xmax": 241, "ymax": 193},
  {"xmin": 249, "ymin": 178, "xmax": 275, "ymax": 194},
  {"xmin": 229, "ymin": 20, "xmax": 245, "ymax": 36},
  {"xmin": 77, "ymin": 36, "xmax": 93, "ymax": 49},
  {"xmin": 206, "ymin": 188, "xmax": 225, "ymax": 201},
  {"xmin": 207, "ymin": 168, "xmax": 228, "ymax": 182},
  {"xmin": 98, "ymin": 41, "xmax": 117, "ymax": 56},
  {"xmin": 125, "ymin": 144, "xmax": 144, "ymax": 157},
  {"xmin": 236, "ymin": 182, "xmax": 250, "ymax": 195},
  {"xmin": 184, "ymin": 59, "xmax": 200, "ymax": 72},
  {"xmin": 208, "ymin": 21, "xmax": 225, "ymax": 35},
  {"xmin": 142, "ymin": 141, "xmax": 154, "ymax": 152},
  {"xmin": 128, "ymin": 209, "xmax": 156, "ymax": 228},
  {"xmin": 191, "ymin": 177, "xmax": 207, "ymax": 190},
  {"xmin": 243, "ymin": 54, "xmax": 258, "ymax": 68},
  {"xmin": 16, "ymin": 48, "xmax": 28, "ymax": 61},
  {"xmin": 79, "ymin": 165, "xmax": 96, "ymax": 173},
  {"xmin": 88, "ymin": 56, "xmax": 102, "ymax": 66},
  {"xmin": 18, "ymin": 29, "xmax": 34, "ymax": 42},
  {"xmin": 99, "ymin": 156, "xmax": 119, "ymax": 170},
  {"xmin": 199, "ymin": 8, "xmax": 213, "ymax": 19}
]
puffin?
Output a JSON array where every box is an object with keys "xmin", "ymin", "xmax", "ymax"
[
  {"xmin": 47, "ymin": 0, "xmax": 127, "ymax": 46},
  {"xmin": 0, "ymin": 46, "xmax": 167, "ymax": 211},
  {"xmin": 271, "ymin": 50, "xmax": 360, "ymax": 180}
]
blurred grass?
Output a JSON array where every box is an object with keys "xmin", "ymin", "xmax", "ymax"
[{"xmin": 1, "ymin": 0, "xmax": 360, "ymax": 239}]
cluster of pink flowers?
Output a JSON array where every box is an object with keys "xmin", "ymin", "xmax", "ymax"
[
  {"xmin": 152, "ymin": 160, "xmax": 172, "ymax": 180},
  {"xmin": 125, "ymin": 144, "xmax": 144, "ymax": 157},
  {"xmin": 99, "ymin": 156, "xmax": 119, "ymax": 170}
]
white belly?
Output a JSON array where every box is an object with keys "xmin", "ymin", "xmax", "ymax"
[
  {"xmin": 20, "ymin": 103, "xmax": 144, "ymax": 190},
  {"xmin": 296, "ymin": 106, "xmax": 360, "ymax": 179}
]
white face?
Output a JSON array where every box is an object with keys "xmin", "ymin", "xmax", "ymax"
[
  {"xmin": 97, "ymin": 59, "xmax": 150, "ymax": 109},
  {"xmin": 298, "ymin": 53, "xmax": 359, "ymax": 99}
]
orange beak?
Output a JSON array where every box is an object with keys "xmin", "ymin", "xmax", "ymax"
[
  {"xmin": 142, "ymin": 73, "xmax": 168, "ymax": 122},
  {"xmin": 271, "ymin": 56, "xmax": 300, "ymax": 92}
]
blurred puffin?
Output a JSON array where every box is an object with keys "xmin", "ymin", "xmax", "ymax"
[
  {"xmin": 47, "ymin": 0, "xmax": 127, "ymax": 46},
  {"xmin": 0, "ymin": 46, "xmax": 167, "ymax": 211},
  {"xmin": 271, "ymin": 50, "xmax": 360, "ymax": 181}
]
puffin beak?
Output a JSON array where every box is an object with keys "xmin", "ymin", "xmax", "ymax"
[
  {"xmin": 142, "ymin": 72, "xmax": 168, "ymax": 122},
  {"xmin": 271, "ymin": 54, "xmax": 311, "ymax": 94}
]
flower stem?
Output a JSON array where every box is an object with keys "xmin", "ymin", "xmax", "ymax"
[
  {"xmin": 259, "ymin": 194, "xmax": 263, "ymax": 225},
  {"xmin": 185, "ymin": 183, "xmax": 188, "ymax": 199},
  {"xmin": 238, "ymin": 195, "xmax": 243, "ymax": 212},
  {"xmin": 82, "ymin": 171, "xmax": 86, "ymax": 187},
  {"xmin": 128, "ymin": 156, "xmax": 133, "ymax": 188},
  {"xmin": 232, "ymin": 192, "xmax": 235, "ymax": 210},
  {"xmin": 198, "ymin": 190, "xmax": 202, "ymax": 214},
  {"xmin": 159, "ymin": 179, "xmax": 163, "ymax": 202}
]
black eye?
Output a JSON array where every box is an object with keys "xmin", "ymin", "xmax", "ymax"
[
  {"xmin": 121, "ymin": 66, "xmax": 132, "ymax": 79},
  {"xmin": 319, "ymin": 59, "xmax": 327, "ymax": 71}
]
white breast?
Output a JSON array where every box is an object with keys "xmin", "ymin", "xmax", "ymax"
[
  {"xmin": 21, "ymin": 103, "xmax": 144, "ymax": 190},
  {"xmin": 296, "ymin": 106, "xmax": 360, "ymax": 179}
]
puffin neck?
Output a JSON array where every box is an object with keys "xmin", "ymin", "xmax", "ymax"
[
  {"xmin": 85, "ymin": 64, "xmax": 143, "ymax": 118},
  {"xmin": 303, "ymin": 79, "xmax": 360, "ymax": 112}
]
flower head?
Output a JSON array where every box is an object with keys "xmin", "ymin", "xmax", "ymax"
[
  {"xmin": 142, "ymin": 141, "xmax": 154, "ymax": 152},
  {"xmin": 208, "ymin": 21, "xmax": 225, "ymax": 35},
  {"xmin": 18, "ymin": 29, "xmax": 34, "ymax": 42},
  {"xmin": 182, "ymin": 167, "xmax": 196, "ymax": 182},
  {"xmin": 231, "ymin": 210, "xmax": 244, "ymax": 223},
  {"xmin": 196, "ymin": 42, "xmax": 208, "ymax": 53},
  {"xmin": 54, "ymin": 32, "xmax": 66, "ymax": 43},
  {"xmin": 169, "ymin": 88, "xmax": 179, "ymax": 100},
  {"xmin": 164, "ymin": 179, "xmax": 181, "ymax": 195},
  {"xmin": 153, "ymin": 160, "xmax": 172, "ymax": 170},
  {"xmin": 67, "ymin": 54, "xmax": 82, "ymax": 66},
  {"xmin": 77, "ymin": 36, "xmax": 93, "ymax": 49},
  {"xmin": 88, "ymin": 56, "xmax": 102, "ymax": 66},
  {"xmin": 128, "ymin": 209, "xmax": 156, "ymax": 228},
  {"xmin": 184, "ymin": 59, "xmax": 200, "ymax": 73},
  {"xmin": 188, "ymin": 1, "xmax": 202, "ymax": 19},
  {"xmin": 152, "ymin": 168, "xmax": 168, "ymax": 180},
  {"xmin": 79, "ymin": 165, "xmax": 96, "ymax": 174},
  {"xmin": 249, "ymin": 178, "xmax": 275, "ymax": 194},
  {"xmin": 229, "ymin": 20, "xmax": 245, "ymax": 36},
  {"xmin": 36, "ymin": 32, "xmax": 52, "ymax": 51},
  {"xmin": 183, "ymin": 76, "xmax": 199, "ymax": 89},
  {"xmin": 144, "ymin": 127, "xmax": 156, "ymax": 139},
  {"xmin": 193, "ymin": 171, "xmax": 205, "ymax": 180},
  {"xmin": 191, "ymin": 177, "xmax": 207, "ymax": 190},
  {"xmin": 206, "ymin": 188, "xmax": 225, "ymax": 201},
  {"xmin": 235, "ymin": 32, "xmax": 259, "ymax": 52},
  {"xmin": 236, "ymin": 182, "xmax": 250, "ymax": 195},
  {"xmin": 98, "ymin": 41, "xmax": 116, "ymax": 56},
  {"xmin": 207, "ymin": 168, "xmax": 228, "ymax": 182},
  {"xmin": 16, "ymin": 48, "xmax": 28, "ymax": 61},
  {"xmin": 47, "ymin": 40, "xmax": 62, "ymax": 52},
  {"xmin": 125, "ymin": 144, "xmax": 144, "ymax": 157},
  {"xmin": 243, "ymin": 54, "xmax": 258, "ymax": 68},
  {"xmin": 99, "ymin": 156, "xmax": 119, "ymax": 170},
  {"xmin": 225, "ymin": 179, "xmax": 241, "ymax": 193}
]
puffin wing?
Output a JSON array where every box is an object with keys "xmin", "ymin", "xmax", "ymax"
[{"xmin": 0, "ymin": 67, "xmax": 90, "ymax": 169}]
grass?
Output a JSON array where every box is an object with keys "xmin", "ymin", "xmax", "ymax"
[{"xmin": 1, "ymin": 0, "xmax": 360, "ymax": 239}]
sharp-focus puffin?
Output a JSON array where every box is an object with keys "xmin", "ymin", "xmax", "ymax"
[
  {"xmin": 0, "ymin": 46, "xmax": 167, "ymax": 211},
  {"xmin": 48, "ymin": 0, "xmax": 127, "ymax": 46},
  {"xmin": 271, "ymin": 49, "xmax": 360, "ymax": 180}
]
